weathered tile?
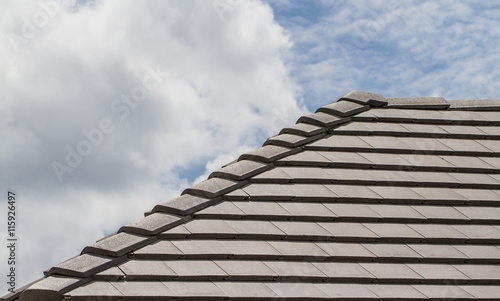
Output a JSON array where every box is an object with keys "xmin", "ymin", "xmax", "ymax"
[
  {"xmin": 64, "ymin": 281, "xmax": 121, "ymax": 297},
  {"xmin": 111, "ymin": 281, "xmax": 174, "ymax": 296},
  {"xmin": 386, "ymin": 97, "xmax": 449, "ymax": 109},
  {"xmin": 264, "ymin": 261, "xmax": 326, "ymax": 279},
  {"xmin": 234, "ymin": 201, "xmax": 290, "ymax": 216},
  {"xmin": 407, "ymin": 264, "xmax": 468, "ymax": 282},
  {"xmin": 413, "ymin": 285, "xmax": 473, "ymax": 299},
  {"xmin": 119, "ymin": 260, "xmax": 176, "ymax": 280},
  {"xmin": 195, "ymin": 201, "xmax": 245, "ymax": 217},
  {"xmin": 460, "ymin": 285, "xmax": 500, "ymax": 299},
  {"xmin": 359, "ymin": 136, "xmax": 412, "ymax": 150},
  {"xmin": 132, "ymin": 241, "xmax": 183, "ymax": 259},
  {"xmin": 280, "ymin": 122, "xmax": 327, "ymax": 137},
  {"xmin": 278, "ymin": 202, "xmax": 336, "ymax": 220},
  {"xmin": 315, "ymin": 242, "xmax": 375, "ymax": 259},
  {"xmin": 244, "ymin": 183, "xmax": 338, "ymax": 201},
  {"xmin": 182, "ymin": 178, "xmax": 246, "ymax": 198},
  {"xmin": 339, "ymin": 90, "xmax": 387, "ymax": 106},
  {"xmin": 171, "ymin": 240, "xmax": 228, "ymax": 258},
  {"xmin": 317, "ymin": 100, "xmax": 369, "ymax": 117},
  {"xmin": 225, "ymin": 220, "xmax": 285, "ymax": 238},
  {"xmin": 318, "ymin": 151, "xmax": 373, "ymax": 167},
  {"xmin": 409, "ymin": 244, "xmax": 467, "ymax": 262},
  {"xmin": 82, "ymin": 232, "xmax": 156, "ymax": 257},
  {"xmin": 452, "ymin": 225, "xmax": 500, "ymax": 241},
  {"xmin": 366, "ymin": 284, "xmax": 427, "ymax": 299},
  {"xmin": 269, "ymin": 241, "xmax": 328, "ymax": 259},
  {"xmin": 182, "ymin": 219, "xmax": 238, "ymax": 237},
  {"xmin": 363, "ymin": 223, "xmax": 423, "ymax": 241},
  {"xmin": 297, "ymin": 112, "xmax": 349, "ymax": 127},
  {"xmin": 455, "ymin": 265, "xmax": 500, "ymax": 282},
  {"xmin": 325, "ymin": 203, "xmax": 381, "ymax": 220},
  {"xmin": 319, "ymin": 222, "xmax": 379, "ymax": 240},
  {"xmin": 362, "ymin": 243, "xmax": 423, "ymax": 261},
  {"xmin": 152, "ymin": 194, "xmax": 219, "ymax": 216},
  {"xmin": 308, "ymin": 135, "xmax": 372, "ymax": 150},
  {"xmin": 316, "ymin": 283, "xmax": 379, "ymax": 299},
  {"xmin": 265, "ymin": 133, "xmax": 324, "ymax": 148},
  {"xmin": 278, "ymin": 150, "xmax": 332, "ymax": 166},
  {"xmin": 214, "ymin": 282, "xmax": 277, "ymax": 298},
  {"xmin": 326, "ymin": 184, "xmax": 382, "ymax": 200},
  {"xmin": 21, "ymin": 276, "xmax": 91, "ymax": 301},
  {"xmin": 239, "ymin": 145, "xmax": 301, "ymax": 163},
  {"xmin": 209, "ymin": 160, "xmax": 272, "ymax": 181},
  {"xmin": 163, "ymin": 281, "xmax": 226, "ymax": 298},
  {"xmin": 266, "ymin": 282, "xmax": 330, "ymax": 298},
  {"xmin": 449, "ymin": 98, "xmax": 500, "ymax": 110},
  {"xmin": 48, "ymin": 254, "xmax": 122, "ymax": 278},
  {"xmin": 360, "ymin": 263, "xmax": 423, "ymax": 281},
  {"xmin": 312, "ymin": 262, "xmax": 374, "ymax": 281},
  {"xmin": 408, "ymin": 224, "xmax": 468, "ymax": 242},
  {"xmin": 164, "ymin": 260, "xmax": 227, "ymax": 279},
  {"xmin": 219, "ymin": 240, "xmax": 282, "ymax": 259},
  {"xmin": 120, "ymin": 212, "xmax": 186, "ymax": 236},
  {"xmin": 215, "ymin": 260, "xmax": 277, "ymax": 280},
  {"xmin": 272, "ymin": 221, "xmax": 332, "ymax": 238}
]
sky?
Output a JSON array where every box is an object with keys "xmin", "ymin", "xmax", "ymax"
[{"xmin": 1, "ymin": 0, "xmax": 500, "ymax": 292}]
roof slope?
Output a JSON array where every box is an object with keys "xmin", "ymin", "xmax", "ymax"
[{"xmin": 4, "ymin": 90, "xmax": 500, "ymax": 300}]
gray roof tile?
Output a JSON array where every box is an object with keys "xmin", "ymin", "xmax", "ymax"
[
  {"xmin": 272, "ymin": 221, "xmax": 332, "ymax": 239},
  {"xmin": 318, "ymin": 222, "xmax": 379, "ymax": 240},
  {"xmin": 182, "ymin": 219, "xmax": 238, "ymax": 238},
  {"xmin": 453, "ymin": 264, "xmax": 500, "ymax": 282},
  {"xmin": 312, "ymin": 262, "xmax": 374, "ymax": 281},
  {"xmin": 266, "ymin": 282, "xmax": 330, "ymax": 298},
  {"xmin": 278, "ymin": 150, "xmax": 332, "ymax": 166},
  {"xmin": 407, "ymin": 264, "xmax": 468, "ymax": 283},
  {"xmin": 409, "ymin": 244, "xmax": 468, "ymax": 262},
  {"xmin": 195, "ymin": 201, "xmax": 245, "ymax": 217},
  {"xmin": 234, "ymin": 201, "xmax": 290, "ymax": 216},
  {"xmin": 20, "ymin": 276, "xmax": 91, "ymax": 301},
  {"xmin": 449, "ymin": 98, "xmax": 500, "ymax": 110},
  {"xmin": 119, "ymin": 260, "xmax": 176, "ymax": 280},
  {"xmin": 47, "ymin": 254, "xmax": 123, "ymax": 278},
  {"xmin": 264, "ymin": 133, "xmax": 324, "ymax": 148},
  {"xmin": 119, "ymin": 212, "xmax": 187, "ymax": 236},
  {"xmin": 386, "ymin": 97, "xmax": 449, "ymax": 109},
  {"xmin": 215, "ymin": 260, "xmax": 277, "ymax": 280},
  {"xmin": 316, "ymin": 283, "xmax": 380, "ymax": 299},
  {"xmin": 413, "ymin": 284, "xmax": 474, "ymax": 299},
  {"xmin": 460, "ymin": 285, "xmax": 500, "ymax": 299},
  {"xmin": 364, "ymin": 223, "xmax": 423, "ymax": 242},
  {"xmin": 317, "ymin": 100, "xmax": 369, "ymax": 117},
  {"xmin": 64, "ymin": 281, "xmax": 121, "ymax": 298},
  {"xmin": 454, "ymin": 245, "xmax": 500, "ymax": 261},
  {"xmin": 315, "ymin": 242, "xmax": 375, "ymax": 259},
  {"xmin": 297, "ymin": 112, "xmax": 350, "ymax": 127},
  {"xmin": 132, "ymin": 240, "xmax": 183, "ymax": 259},
  {"xmin": 360, "ymin": 263, "xmax": 423, "ymax": 282},
  {"xmin": 214, "ymin": 282, "xmax": 277, "ymax": 298},
  {"xmin": 163, "ymin": 281, "xmax": 226, "ymax": 298},
  {"xmin": 408, "ymin": 224, "xmax": 468, "ymax": 242},
  {"xmin": 182, "ymin": 178, "xmax": 246, "ymax": 198},
  {"xmin": 239, "ymin": 144, "xmax": 301, "ymax": 163},
  {"xmin": 367, "ymin": 284, "xmax": 427, "ymax": 299},
  {"xmin": 280, "ymin": 122, "xmax": 327, "ymax": 137},
  {"xmin": 339, "ymin": 90, "xmax": 387, "ymax": 106},
  {"xmin": 164, "ymin": 260, "xmax": 227, "ymax": 280},
  {"xmin": 82, "ymin": 232, "xmax": 155, "ymax": 257},
  {"xmin": 209, "ymin": 160, "xmax": 272, "ymax": 181},
  {"xmin": 93, "ymin": 266, "xmax": 125, "ymax": 281},
  {"xmin": 243, "ymin": 183, "xmax": 338, "ymax": 201},
  {"xmin": 278, "ymin": 202, "xmax": 336, "ymax": 220},
  {"xmin": 362, "ymin": 243, "xmax": 423, "ymax": 261},
  {"xmin": 224, "ymin": 220, "xmax": 285, "ymax": 238},
  {"xmin": 269, "ymin": 241, "xmax": 328, "ymax": 259},
  {"xmin": 152, "ymin": 194, "xmax": 219, "ymax": 216},
  {"xmin": 264, "ymin": 261, "xmax": 326, "ymax": 279},
  {"xmin": 111, "ymin": 281, "xmax": 174, "ymax": 296}
]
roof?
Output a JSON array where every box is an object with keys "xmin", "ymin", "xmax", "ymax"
[{"xmin": 5, "ymin": 90, "xmax": 500, "ymax": 300}]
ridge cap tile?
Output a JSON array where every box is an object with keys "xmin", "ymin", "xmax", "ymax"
[
  {"xmin": 18, "ymin": 276, "xmax": 91, "ymax": 301},
  {"xmin": 119, "ymin": 212, "xmax": 187, "ymax": 236},
  {"xmin": 182, "ymin": 177, "xmax": 247, "ymax": 198},
  {"xmin": 81, "ymin": 232, "xmax": 156, "ymax": 257},
  {"xmin": 317, "ymin": 100, "xmax": 370, "ymax": 117},
  {"xmin": 449, "ymin": 98, "xmax": 500, "ymax": 110},
  {"xmin": 386, "ymin": 96, "xmax": 450, "ymax": 109},
  {"xmin": 209, "ymin": 160, "xmax": 272, "ymax": 181},
  {"xmin": 46, "ymin": 253, "xmax": 126, "ymax": 278},
  {"xmin": 239, "ymin": 144, "xmax": 301, "ymax": 163},
  {"xmin": 339, "ymin": 90, "xmax": 387, "ymax": 106},
  {"xmin": 297, "ymin": 111, "xmax": 350, "ymax": 127},
  {"xmin": 152, "ymin": 194, "xmax": 220, "ymax": 216},
  {"xmin": 279, "ymin": 122, "xmax": 327, "ymax": 137}
]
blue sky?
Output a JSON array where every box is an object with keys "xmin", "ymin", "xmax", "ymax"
[{"xmin": 1, "ymin": 0, "xmax": 500, "ymax": 292}]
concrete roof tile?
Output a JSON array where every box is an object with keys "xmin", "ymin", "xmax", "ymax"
[
  {"xmin": 325, "ymin": 203, "xmax": 381, "ymax": 220},
  {"xmin": 317, "ymin": 100, "xmax": 369, "ymax": 117},
  {"xmin": 453, "ymin": 264, "xmax": 500, "ymax": 281},
  {"xmin": 182, "ymin": 178, "xmax": 246, "ymax": 198},
  {"xmin": 272, "ymin": 221, "xmax": 332, "ymax": 238},
  {"xmin": 158, "ymin": 225, "xmax": 191, "ymax": 239},
  {"xmin": 265, "ymin": 133, "xmax": 324, "ymax": 148},
  {"xmin": 407, "ymin": 264, "xmax": 468, "ymax": 282},
  {"xmin": 308, "ymin": 134, "xmax": 372, "ymax": 149},
  {"xmin": 119, "ymin": 260, "xmax": 176, "ymax": 280},
  {"xmin": 269, "ymin": 241, "xmax": 328, "ymax": 258},
  {"xmin": 215, "ymin": 260, "xmax": 277, "ymax": 280},
  {"xmin": 234, "ymin": 200, "xmax": 290, "ymax": 216},
  {"xmin": 163, "ymin": 281, "xmax": 226, "ymax": 298},
  {"xmin": 225, "ymin": 220, "xmax": 285, "ymax": 238},
  {"xmin": 164, "ymin": 260, "xmax": 227, "ymax": 279},
  {"xmin": 360, "ymin": 263, "xmax": 423, "ymax": 281},
  {"xmin": 366, "ymin": 284, "xmax": 427, "ymax": 298},
  {"xmin": 111, "ymin": 281, "xmax": 174, "ymax": 296},
  {"xmin": 413, "ymin": 284, "xmax": 474, "ymax": 299},
  {"xmin": 316, "ymin": 283, "xmax": 379, "ymax": 299},
  {"xmin": 312, "ymin": 262, "xmax": 374, "ymax": 281},
  {"xmin": 409, "ymin": 245, "xmax": 467, "ymax": 262},
  {"xmin": 455, "ymin": 206, "xmax": 500, "ymax": 220},
  {"xmin": 279, "ymin": 202, "xmax": 336, "ymax": 219},
  {"xmin": 278, "ymin": 150, "xmax": 332, "ymax": 166},
  {"xmin": 364, "ymin": 223, "xmax": 423, "ymax": 242},
  {"xmin": 239, "ymin": 145, "xmax": 301, "ymax": 163},
  {"xmin": 339, "ymin": 90, "xmax": 387, "ymax": 106},
  {"xmin": 82, "ymin": 232, "xmax": 155, "ymax": 257},
  {"xmin": 411, "ymin": 205, "xmax": 468, "ymax": 221},
  {"xmin": 119, "ymin": 213, "xmax": 186, "ymax": 236},
  {"xmin": 64, "ymin": 281, "xmax": 121, "ymax": 298},
  {"xmin": 319, "ymin": 222, "xmax": 379, "ymax": 240},
  {"xmin": 280, "ymin": 122, "xmax": 327, "ymax": 137},
  {"xmin": 386, "ymin": 97, "xmax": 449, "ymax": 109},
  {"xmin": 214, "ymin": 282, "xmax": 277, "ymax": 298},
  {"xmin": 195, "ymin": 201, "xmax": 245, "ymax": 217},
  {"xmin": 362, "ymin": 243, "xmax": 423, "ymax": 260},
  {"xmin": 326, "ymin": 184, "xmax": 381, "ymax": 199},
  {"xmin": 264, "ymin": 261, "xmax": 326, "ymax": 279},
  {"xmin": 454, "ymin": 245, "xmax": 500, "ymax": 261},
  {"xmin": 297, "ymin": 112, "xmax": 350, "ymax": 127},
  {"xmin": 449, "ymin": 98, "xmax": 500, "ymax": 110},
  {"xmin": 315, "ymin": 242, "xmax": 375, "ymax": 259},
  {"xmin": 209, "ymin": 160, "xmax": 272, "ymax": 181},
  {"xmin": 20, "ymin": 276, "xmax": 90, "ymax": 301},
  {"xmin": 182, "ymin": 219, "xmax": 238, "ymax": 238},
  {"xmin": 460, "ymin": 285, "xmax": 500, "ymax": 299},
  {"xmin": 93, "ymin": 266, "xmax": 125, "ymax": 281},
  {"xmin": 152, "ymin": 194, "xmax": 219, "ymax": 216},
  {"xmin": 132, "ymin": 241, "xmax": 183, "ymax": 259},
  {"xmin": 408, "ymin": 224, "xmax": 468, "ymax": 242},
  {"xmin": 47, "ymin": 254, "xmax": 122, "ymax": 278},
  {"xmin": 452, "ymin": 225, "xmax": 500, "ymax": 241},
  {"xmin": 266, "ymin": 282, "xmax": 330, "ymax": 298}
]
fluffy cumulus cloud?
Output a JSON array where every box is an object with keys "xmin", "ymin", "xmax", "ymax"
[
  {"xmin": 267, "ymin": 0, "xmax": 500, "ymax": 110},
  {"xmin": 0, "ymin": 0, "xmax": 307, "ymax": 289}
]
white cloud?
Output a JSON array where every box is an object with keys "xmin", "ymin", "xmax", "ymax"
[{"xmin": 0, "ymin": 0, "xmax": 307, "ymax": 290}]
